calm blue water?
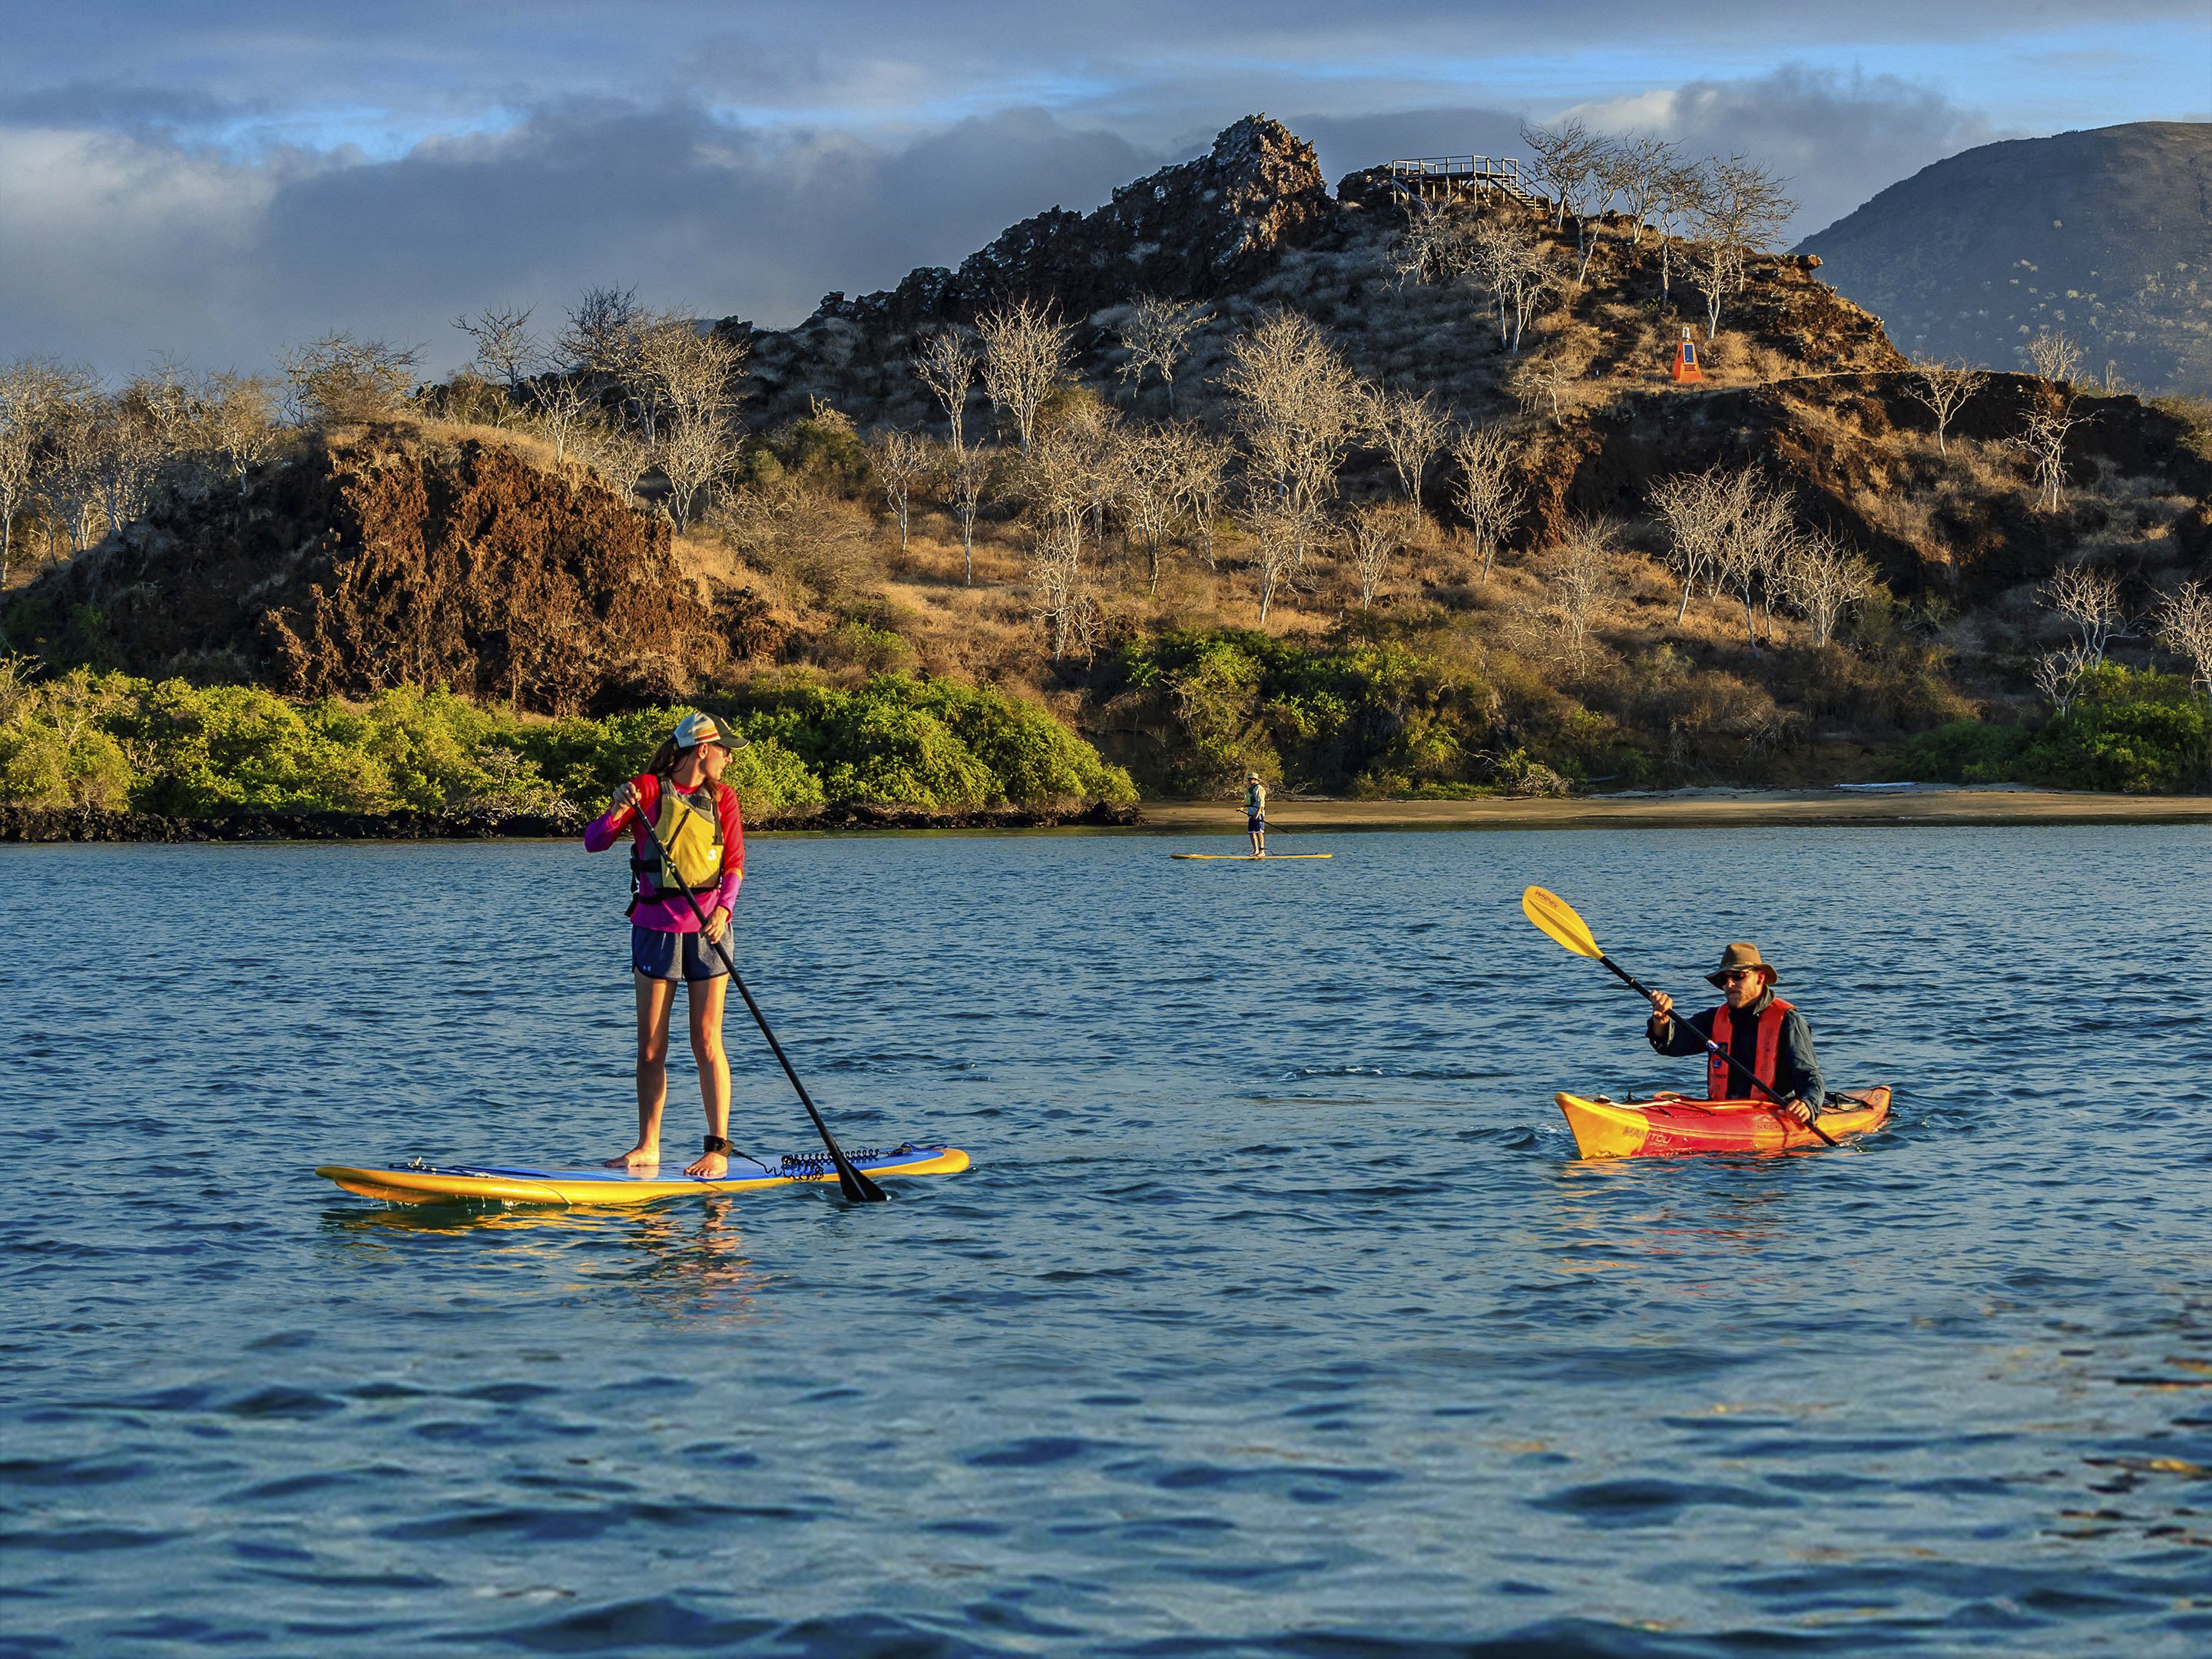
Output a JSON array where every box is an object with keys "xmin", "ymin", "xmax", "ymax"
[{"xmin": 3, "ymin": 826, "xmax": 2210, "ymax": 1657}]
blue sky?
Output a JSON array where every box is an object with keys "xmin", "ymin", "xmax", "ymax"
[{"xmin": 2, "ymin": 1, "xmax": 2204, "ymax": 375}]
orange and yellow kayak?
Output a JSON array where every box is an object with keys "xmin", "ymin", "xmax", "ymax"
[{"xmin": 1555, "ymin": 1088, "xmax": 1891, "ymax": 1160}]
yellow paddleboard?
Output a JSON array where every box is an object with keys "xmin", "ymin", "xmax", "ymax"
[
  {"xmin": 316, "ymin": 1143, "xmax": 969, "ymax": 1206},
  {"xmin": 1170, "ymin": 853, "xmax": 1332, "ymax": 860}
]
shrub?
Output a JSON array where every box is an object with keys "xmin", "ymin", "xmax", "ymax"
[
  {"xmin": 0, "ymin": 670, "xmax": 1134, "ymax": 819},
  {"xmin": 1902, "ymin": 668, "xmax": 2207, "ymax": 793}
]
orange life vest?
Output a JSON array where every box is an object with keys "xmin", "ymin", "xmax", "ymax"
[{"xmin": 1708, "ymin": 997, "xmax": 1793, "ymax": 1101}]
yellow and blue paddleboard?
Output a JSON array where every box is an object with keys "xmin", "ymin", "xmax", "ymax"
[
  {"xmin": 316, "ymin": 1143, "xmax": 969, "ymax": 1206},
  {"xmin": 1170, "ymin": 853, "xmax": 1331, "ymax": 860}
]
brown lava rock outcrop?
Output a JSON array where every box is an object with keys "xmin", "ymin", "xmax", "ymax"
[{"xmin": 15, "ymin": 427, "xmax": 777, "ymax": 713}]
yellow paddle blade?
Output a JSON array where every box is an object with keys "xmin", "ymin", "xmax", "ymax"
[{"xmin": 1522, "ymin": 885, "xmax": 1604, "ymax": 959}]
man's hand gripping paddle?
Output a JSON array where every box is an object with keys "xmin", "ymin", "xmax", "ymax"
[
  {"xmin": 637, "ymin": 814, "xmax": 888, "ymax": 1203},
  {"xmin": 1520, "ymin": 886, "xmax": 1836, "ymax": 1147}
]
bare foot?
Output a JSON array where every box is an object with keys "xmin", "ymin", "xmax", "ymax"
[
  {"xmin": 684, "ymin": 1153, "xmax": 728, "ymax": 1179},
  {"xmin": 604, "ymin": 1144, "xmax": 660, "ymax": 1169}
]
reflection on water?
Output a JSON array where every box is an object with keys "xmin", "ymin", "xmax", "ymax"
[
  {"xmin": 3, "ymin": 826, "xmax": 2209, "ymax": 1656},
  {"xmin": 321, "ymin": 1197, "xmax": 775, "ymax": 1325}
]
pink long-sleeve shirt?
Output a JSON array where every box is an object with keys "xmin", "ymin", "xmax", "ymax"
[{"xmin": 584, "ymin": 773, "xmax": 744, "ymax": 931}]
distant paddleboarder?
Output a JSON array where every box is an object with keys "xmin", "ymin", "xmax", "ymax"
[
  {"xmin": 1244, "ymin": 771, "xmax": 1267, "ymax": 857},
  {"xmin": 584, "ymin": 712, "xmax": 747, "ymax": 1177}
]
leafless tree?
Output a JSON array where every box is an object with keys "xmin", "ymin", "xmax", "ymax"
[
  {"xmin": 1342, "ymin": 500, "xmax": 1420, "ymax": 609},
  {"xmin": 527, "ymin": 373, "xmax": 596, "ymax": 463},
  {"xmin": 1710, "ymin": 469, "xmax": 1798, "ymax": 654},
  {"xmin": 1114, "ymin": 421, "xmax": 1189, "ymax": 594},
  {"xmin": 1602, "ymin": 134, "xmax": 1676, "ymax": 246},
  {"xmin": 938, "ymin": 439, "xmax": 988, "ymax": 584},
  {"xmin": 0, "ymin": 361, "xmax": 68, "ymax": 587},
  {"xmin": 1571, "ymin": 135, "xmax": 1628, "ymax": 281},
  {"xmin": 1028, "ymin": 515, "xmax": 1097, "ymax": 661},
  {"xmin": 1116, "ymin": 296, "xmax": 1207, "ymax": 412},
  {"xmin": 869, "ymin": 427, "xmax": 931, "ymax": 548},
  {"xmin": 1173, "ymin": 426, "xmax": 1231, "ymax": 568},
  {"xmin": 453, "ymin": 306, "xmax": 540, "ymax": 398},
  {"xmin": 1648, "ymin": 466, "xmax": 1729, "ymax": 623},
  {"xmin": 2039, "ymin": 565, "xmax": 2125, "ymax": 664},
  {"xmin": 1468, "ymin": 214, "xmax": 1556, "ymax": 354},
  {"xmin": 1022, "ymin": 419, "xmax": 1096, "ymax": 558},
  {"xmin": 2024, "ymin": 328, "xmax": 2085, "ymax": 388},
  {"xmin": 1508, "ymin": 346, "xmax": 1579, "ymax": 426},
  {"xmin": 1904, "ymin": 358, "xmax": 1989, "ymax": 456},
  {"xmin": 1360, "ymin": 385, "xmax": 1450, "ymax": 505},
  {"xmin": 88, "ymin": 384, "xmax": 166, "ymax": 533},
  {"xmin": 1688, "ymin": 155, "xmax": 1796, "ymax": 338},
  {"xmin": 658, "ymin": 405, "xmax": 740, "ymax": 531},
  {"xmin": 280, "ymin": 333, "xmax": 422, "ymax": 425},
  {"xmin": 2032, "ymin": 641, "xmax": 2094, "ymax": 716},
  {"xmin": 1449, "ymin": 424, "xmax": 1522, "ymax": 582},
  {"xmin": 624, "ymin": 311, "xmax": 744, "ymax": 449},
  {"xmin": 1237, "ymin": 492, "xmax": 1324, "ymax": 624},
  {"xmin": 1392, "ymin": 202, "xmax": 1475, "ymax": 286},
  {"xmin": 42, "ymin": 387, "xmax": 107, "ymax": 556},
  {"xmin": 1224, "ymin": 311, "xmax": 1360, "ymax": 528},
  {"xmin": 1520, "ymin": 119, "xmax": 1605, "ymax": 233},
  {"xmin": 913, "ymin": 328, "xmax": 982, "ymax": 451},
  {"xmin": 1650, "ymin": 153, "xmax": 1708, "ymax": 298},
  {"xmin": 1777, "ymin": 528, "xmax": 1879, "ymax": 646},
  {"xmin": 2151, "ymin": 579, "xmax": 2212, "ymax": 710},
  {"xmin": 560, "ymin": 285, "xmax": 640, "ymax": 381},
  {"xmin": 977, "ymin": 299, "xmax": 1073, "ymax": 452},
  {"xmin": 197, "ymin": 371, "xmax": 283, "ymax": 480},
  {"xmin": 1538, "ymin": 515, "xmax": 1624, "ymax": 671},
  {"xmin": 574, "ymin": 418, "xmax": 654, "ymax": 504},
  {"xmin": 1658, "ymin": 465, "xmax": 1797, "ymax": 648},
  {"xmin": 2011, "ymin": 405, "xmax": 2090, "ymax": 512}
]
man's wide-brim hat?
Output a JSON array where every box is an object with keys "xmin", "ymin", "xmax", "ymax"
[{"xmin": 1706, "ymin": 942, "xmax": 1780, "ymax": 988}]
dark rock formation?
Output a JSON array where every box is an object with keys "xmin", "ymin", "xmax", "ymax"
[
  {"xmin": 812, "ymin": 115, "xmax": 1329, "ymax": 333},
  {"xmin": 739, "ymin": 116, "xmax": 1332, "ymax": 425},
  {"xmin": 7, "ymin": 428, "xmax": 780, "ymax": 714}
]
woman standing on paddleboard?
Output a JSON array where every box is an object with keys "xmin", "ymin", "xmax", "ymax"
[{"xmin": 584, "ymin": 712, "xmax": 746, "ymax": 1178}]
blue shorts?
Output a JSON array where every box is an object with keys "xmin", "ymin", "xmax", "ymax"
[
  {"xmin": 1247, "ymin": 815, "xmax": 1265, "ymax": 833},
  {"xmin": 631, "ymin": 925, "xmax": 730, "ymax": 982}
]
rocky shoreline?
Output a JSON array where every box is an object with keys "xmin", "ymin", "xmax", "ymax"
[{"xmin": 0, "ymin": 800, "xmax": 1143, "ymax": 843}]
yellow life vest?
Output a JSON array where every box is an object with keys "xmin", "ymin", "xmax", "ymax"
[{"xmin": 632, "ymin": 777, "xmax": 724, "ymax": 901}]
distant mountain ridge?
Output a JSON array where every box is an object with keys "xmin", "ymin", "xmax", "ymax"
[{"xmin": 1798, "ymin": 122, "xmax": 2212, "ymax": 395}]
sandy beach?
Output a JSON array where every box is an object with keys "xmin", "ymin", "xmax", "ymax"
[{"xmin": 1134, "ymin": 784, "xmax": 2212, "ymax": 833}]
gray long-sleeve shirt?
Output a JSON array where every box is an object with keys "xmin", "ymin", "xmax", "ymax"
[{"xmin": 1647, "ymin": 991, "xmax": 1824, "ymax": 1105}]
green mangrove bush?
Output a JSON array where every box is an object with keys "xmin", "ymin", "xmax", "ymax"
[
  {"xmin": 0, "ymin": 664, "xmax": 1135, "ymax": 818},
  {"xmin": 1903, "ymin": 667, "xmax": 2209, "ymax": 793}
]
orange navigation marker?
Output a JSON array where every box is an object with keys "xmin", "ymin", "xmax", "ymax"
[{"xmin": 1669, "ymin": 326, "xmax": 1704, "ymax": 384}]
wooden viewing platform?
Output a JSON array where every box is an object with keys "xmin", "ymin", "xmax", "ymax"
[{"xmin": 1383, "ymin": 155, "xmax": 1541, "ymax": 208}]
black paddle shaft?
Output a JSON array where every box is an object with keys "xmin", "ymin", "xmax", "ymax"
[
  {"xmin": 1593, "ymin": 953, "xmax": 1839, "ymax": 1147},
  {"xmin": 631, "ymin": 810, "xmax": 888, "ymax": 1203}
]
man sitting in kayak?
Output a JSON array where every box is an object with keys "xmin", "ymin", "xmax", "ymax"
[{"xmin": 1646, "ymin": 942, "xmax": 1825, "ymax": 1124}]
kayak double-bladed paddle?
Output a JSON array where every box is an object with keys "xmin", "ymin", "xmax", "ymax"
[
  {"xmin": 1520, "ymin": 885, "xmax": 1838, "ymax": 1147},
  {"xmin": 635, "ymin": 815, "xmax": 888, "ymax": 1204}
]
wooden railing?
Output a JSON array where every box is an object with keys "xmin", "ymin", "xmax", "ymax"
[{"xmin": 1383, "ymin": 156, "xmax": 1540, "ymax": 207}]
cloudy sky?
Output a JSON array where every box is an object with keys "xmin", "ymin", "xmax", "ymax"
[{"xmin": 3, "ymin": 1, "xmax": 2205, "ymax": 378}]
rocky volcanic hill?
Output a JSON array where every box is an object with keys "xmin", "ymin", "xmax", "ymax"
[
  {"xmin": 12, "ymin": 428, "xmax": 778, "ymax": 714},
  {"xmin": 1799, "ymin": 122, "xmax": 2212, "ymax": 394}
]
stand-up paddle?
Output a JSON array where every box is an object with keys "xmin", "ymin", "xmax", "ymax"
[
  {"xmin": 637, "ymin": 819, "xmax": 888, "ymax": 1203},
  {"xmin": 1521, "ymin": 885, "xmax": 1837, "ymax": 1147}
]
